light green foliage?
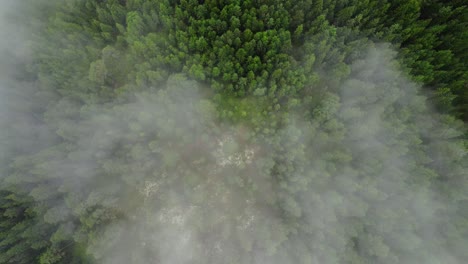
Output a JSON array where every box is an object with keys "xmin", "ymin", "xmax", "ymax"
[{"xmin": 0, "ymin": 0, "xmax": 467, "ymax": 263}]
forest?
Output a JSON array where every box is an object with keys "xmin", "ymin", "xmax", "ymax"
[{"xmin": 0, "ymin": 0, "xmax": 467, "ymax": 263}]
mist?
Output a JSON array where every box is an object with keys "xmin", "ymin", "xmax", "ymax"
[
  {"xmin": 1, "ymin": 1, "xmax": 467, "ymax": 264},
  {"xmin": 6, "ymin": 47, "xmax": 464, "ymax": 264}
]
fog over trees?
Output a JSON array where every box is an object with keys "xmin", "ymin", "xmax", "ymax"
[{"xmin": 0, "ymin": 1, "xmax": 467, "ymax": 263}]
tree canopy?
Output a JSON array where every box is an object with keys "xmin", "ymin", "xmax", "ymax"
[{"xmin": 0, "ymin": 0, "xmax": 467, "ymax": 263}]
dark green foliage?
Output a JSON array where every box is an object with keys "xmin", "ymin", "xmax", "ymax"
[{"xmin": 1, "ymin": 0, "xmax": 467, "ymax": 263}]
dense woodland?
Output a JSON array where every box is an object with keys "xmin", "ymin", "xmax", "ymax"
[{"xmin": 0, "ymin": 0, "xmax": 467, "ymax": 263}]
